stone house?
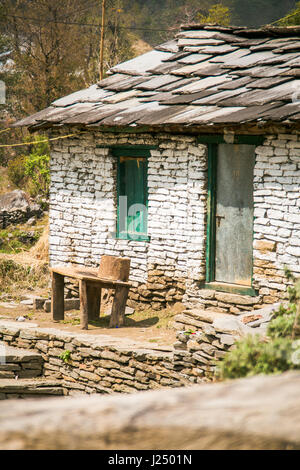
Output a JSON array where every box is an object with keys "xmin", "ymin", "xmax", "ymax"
[{"xmin": 15, "ymin": 24, "xmax": 300, "ymax": 314}]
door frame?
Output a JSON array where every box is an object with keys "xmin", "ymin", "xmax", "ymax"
[{"xmin": 197, "ymin": 134, "xmax": 264, "ymax": 297}]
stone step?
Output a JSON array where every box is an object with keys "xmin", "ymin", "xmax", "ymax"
[
  {"xmin": 0, "ymin": 344, "xmax": 43, "ymax": 379},
  {"xmin": 0, "ymin": 378, "xmax": 64, "ymax": 399},
  {"xmin": 182, "ymin": 309, "xmax": 233, "ymax": 323}
]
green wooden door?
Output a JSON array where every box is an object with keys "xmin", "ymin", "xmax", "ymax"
[{"xmin": 214, "ymin": 144, "xmax": 255, "ymax": 286}]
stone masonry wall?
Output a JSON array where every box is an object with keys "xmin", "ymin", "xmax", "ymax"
[
  {"xmin": 49, "ymin": 130, "xmax": 207, "ymax": 310},
  {"xmin": 49, "ymin": 128, "xmax": 300, "ymax": 312},
  {"xmin": 0, "ymin": 321, "xmax": 194, "ymax": 395},
  {"xmin": 253, "ymin": 133, "xmax": 300, "ymax": 304},
  {"xmin": 0, "ymin": 345, "xmax": 43, "ymax": 379},
  {"xmin": 173, "ymin": 303, "xmax": 277, "ymax": 380},
  {"xmin": 0, "ymin": 301, "xmax": 281, "ymax": 391}
]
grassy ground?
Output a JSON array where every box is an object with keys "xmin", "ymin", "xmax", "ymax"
[
  {"xmin": 0, "ymin": 256, "xmax": 49, "ymax": 299},
  {"xmin": 0, "ymin": 210, "xmax": 49, "ymax": 299},
  {"xmin": 0, "ymin": 213, "xmax": 48, "ymax": 255}
]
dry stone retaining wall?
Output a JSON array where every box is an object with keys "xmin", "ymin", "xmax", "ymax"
[
  {"xmin": 0, "ymin": 321, "xmax": 193, "ymax": 396},
  {"xmin": 0, "ymin": 345, "xmax": 43, "ymax": 379},
  {"xmin": 0, "ymin": 301, "xmax": 278, "ymax": 393},
  {"xmin": 0, "ymin": 344, "xmax": 64, "ymax": 399},
  {"xmin": 49, "ymin": 128, "xmax": 300, "ymax": 312}
]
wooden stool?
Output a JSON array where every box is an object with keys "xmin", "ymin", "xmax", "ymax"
[{"xmin": 50, "ymin": 256, "xmax": 131, "ymax": 330}]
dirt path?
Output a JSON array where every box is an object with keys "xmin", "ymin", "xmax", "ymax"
[{"xmin": 0, "ymin": 303, "xmax": 178, "ymax": 346}]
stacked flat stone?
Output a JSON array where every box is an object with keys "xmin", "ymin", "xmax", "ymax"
[
  {"xmin": 0, "ymin": 320, "xmax": 191, "ymax": 396},
  {"xmin": 0, "ymin": 379, "xmax": 64, "ymax": 400},
  {"xmin": 173, "ymin": 304, "xmax": 278, "ymax": 380},
  {"xmin": 0, "ymin": 344, "xmax": 43, "ymax": 379},
  {"xmin": 0, "ymin": 302, "xmax": 279, "ymax": 393},
  {"xmin": 0, "ymin": 344, "xmax": 63, "ymax": 400}
]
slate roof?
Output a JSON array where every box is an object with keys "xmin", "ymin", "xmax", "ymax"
[{"xmin": 14, "ymin": 24, "xmax": 300, "ymax": 131}]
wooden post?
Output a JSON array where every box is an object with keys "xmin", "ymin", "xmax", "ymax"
[
  {"xmin": 87, "ymin": 284, "xmax": 101, "ymax": 321},
  {"xmin": 109, "ymin": 285, "xmax": 129, "ymax": 328},
  {"xmin": 99, "ymin": 0, "xmax": 106, "ymax": 81},
  {"xmin": 51, "ymin": 272, "xmax": 65, "ymax": 322},
  {"xmin": 80, "ymin": 280, "xmax": 89, "ymax": 330}
]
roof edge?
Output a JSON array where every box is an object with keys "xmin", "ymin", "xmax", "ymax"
[{"xmin": 179, "ymin": 22, "xmax": 300, "ymax": 38}]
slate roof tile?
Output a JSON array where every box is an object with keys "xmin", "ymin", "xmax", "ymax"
[{"xmin": 14, "ymin": 24, "xmax": 300, "ymax": 129}]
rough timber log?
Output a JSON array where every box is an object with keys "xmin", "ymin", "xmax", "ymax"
[{"xmin": 0, "ymin": 372, "xmax": 300, "ymax": 449}]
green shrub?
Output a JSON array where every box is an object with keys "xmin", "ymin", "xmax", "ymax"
[
  {"xmin": 59, "ymin": 350, "xmax": 71, "ymax": 363},
  {"xmin": 267, "ymin": 307, "xmax": 298, "ymax": 340},
  {"xmin": 7, "ymin": 135, "xmax": 50, "ymax": 198},
  {"xmin": 24, "ymin": 151, "xmax": 50, "ymax": 198},
  {"xmin": 217, "ymin": 270, "xmax": 300, "ymax": 380},
  {"xmin": 218, "ymin": 335, "xmax": 300, "ymax": 379}
]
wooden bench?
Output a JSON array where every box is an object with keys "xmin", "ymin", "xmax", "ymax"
[{"xmin": 50, "ymin": 256, "xmax": 131, "ymax": 329}]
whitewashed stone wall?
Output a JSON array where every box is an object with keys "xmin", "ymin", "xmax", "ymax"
[
  {"xmin": 49, "ymin": 128, "xmax": 300, "ymax": 312},
  {"xmin": 49, "ymin": 131, "xmax": 207, "ymax": 309},
  {"xmin": 253, "ymin": 133, "xmax": 300, "ymax": 302}
]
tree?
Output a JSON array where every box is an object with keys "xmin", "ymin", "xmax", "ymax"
[
  {"xmin": 277, "ymin": 0, "xmax": 300, "ymax": 25},
  {"xmin": 125, "ymin": 1, "xmax": 225, "ymax": 44},
  {"xmin": 1, "ymin": 0, "xmax": 135, "ymax": 117},
  {"xmin": 230, "ymin": 0, "xmax": 296, "ymax": 28},
  {"xmin": 0, "ymin": 3, "xmax": 11, "ymax": 110},
  {"xmin": 101, "ymin": 1, "xmax": 136, "ymax": 75},
  {"xmin": 2, "ymin": 1, "xmax": 88, "ymax": 115},
  {"xmin": 198, "ymin": 3, "xmax": 232, "ymax": 26},
  {"xmin": 0, "ymin": 3, "xmax": 20, "ymax": 165}
]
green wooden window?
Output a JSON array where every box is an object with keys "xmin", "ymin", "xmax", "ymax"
[{"xmin": 112, "ymin": 147, "xmax": 152, "ymax": 242}]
